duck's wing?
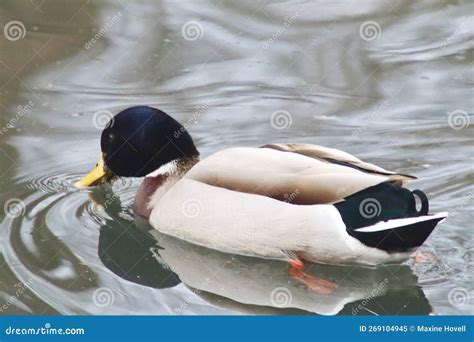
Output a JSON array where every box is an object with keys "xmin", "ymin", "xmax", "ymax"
[
  {"xmin": 184, "ymin": 146, "xmax": 415, "ymax": 205},
  {"xmin": 262, "ymin": 143, "xmax": 416, "ymax": 182}
]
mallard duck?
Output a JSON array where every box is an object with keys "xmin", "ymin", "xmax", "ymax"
[{"xmin": 75, "ymin": 106, "xmax": 447, "ymax": 266}]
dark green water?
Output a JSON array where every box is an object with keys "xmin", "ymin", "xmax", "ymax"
[{"xmin": 0, "ymin": 0, "xmax": 472, "ymax": 315}]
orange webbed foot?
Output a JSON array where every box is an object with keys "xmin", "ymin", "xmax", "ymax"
[
  {"xmin": 287, "ymin": 261, "xmax": 337, "ymax": 295},
  {"xmin": 412, "ymin": 250, "xmax": 436, "ymax": 264}
]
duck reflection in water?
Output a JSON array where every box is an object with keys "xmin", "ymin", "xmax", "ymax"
[
  {"xmin": 90, "ymin": 187, "xmax": 180, "ymax": 289},
  {"xmin": 150, "ymin": 231, "xmax": 432, "ymax": 315},
  {"xmin": 92, "ymin": 184, "xmax": 431, "ymax": 315}
]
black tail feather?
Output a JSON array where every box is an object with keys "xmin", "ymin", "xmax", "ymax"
[
  {"xmin": 334, "ymin": 181, "xmax": 422, "ymax": 230},
  {"xmin": 349, "ymin": 216, "xmax": 444, "ymax": 252},
  {"xmin": 412, "ymin": 189, "xmax": 429, "ymax": 215},
  {"xmin": 334, "ymin": 182, "xmax": 441, "ymax": 253}
]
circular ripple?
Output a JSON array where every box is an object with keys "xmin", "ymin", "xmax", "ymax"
[
  {"xmin": 16, "ymin": 172, "xmax": 142, "ymax": 235},
  {"xmin": 79, "ymin": 177, "xmax": 141, "ymax": 226},
  {"xmin": 24, "ymin": 173, "xmax": 85, "ymax": 194},
  {"xmin": 110, "ymin": 177, "xmax": 142, "ymax": 203},
  {"xmin": 2, "ymin": 172, "xmax": 143, "ymax": 313}
]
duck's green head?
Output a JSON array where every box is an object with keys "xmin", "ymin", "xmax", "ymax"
[{"xmin": 75, "ymin": 106, "xmax": 199, "ymax": 187}]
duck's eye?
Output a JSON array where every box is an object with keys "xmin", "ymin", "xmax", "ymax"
[{"xmin": 108, "ymin": 133, "xmax": 115, "ymax": 141}]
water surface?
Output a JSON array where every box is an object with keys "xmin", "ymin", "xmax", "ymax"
[{"xmin": 0, "ymin": 0, "xmax": 473, "ymax": 315}]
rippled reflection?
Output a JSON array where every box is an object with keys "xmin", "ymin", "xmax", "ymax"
[
  {"xmin": 94, "ymin": 188, "xmax": 180, "ymax": 289},
  {"xmin": 148, "ymin": 231, "xmax": 431, "ymax": 315}
]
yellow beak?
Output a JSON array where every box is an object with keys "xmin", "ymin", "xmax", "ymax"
[{"xmin": 74, "ymin": 153, "xmax": 115, "ymax": 188}]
